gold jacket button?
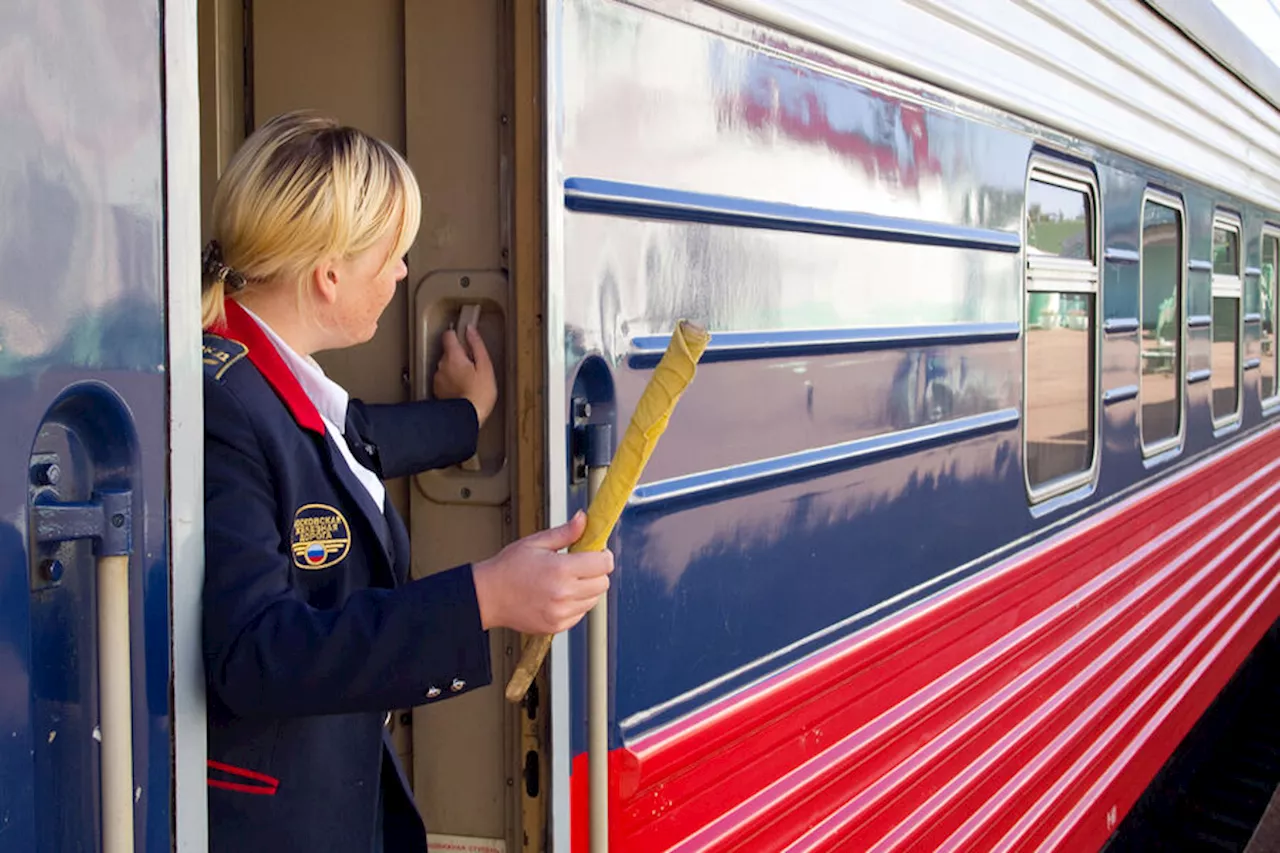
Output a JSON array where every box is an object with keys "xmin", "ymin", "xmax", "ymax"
[
  {"xmin": 426, "ymin": 686, "xmax": 442, "ymax": 699},
  {"xmin": 450, "ymin": 678, "xmax": 466, "ymax": 692}
]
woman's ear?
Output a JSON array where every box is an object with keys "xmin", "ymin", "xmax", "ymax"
[{"xmin": 311, "ymin": 259, "xmax": 340, "ymax": 305}]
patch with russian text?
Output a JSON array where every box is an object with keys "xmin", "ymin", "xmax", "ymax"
[
  {"xmin": 202, "ymin": 335, "xmax": 249, "ymax": 380},
  {"xmin": 290, "ymin": 503, "xmax": 351, "ymax": 570}
]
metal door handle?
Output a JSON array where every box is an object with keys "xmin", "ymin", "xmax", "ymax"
[
  {"xmin": 32, "ymin": 490, "xmax": 135, "ymax": 853},
  {"xmin": 413, "ymin": 269, "xmax": 510, "ymax": 506}
]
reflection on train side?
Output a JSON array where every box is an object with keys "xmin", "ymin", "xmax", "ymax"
[
  {"xmin": 560, "ymin": 0, "xmax": 1027, "ymax": 230},
  {"xmin": 730, "ymin": 50, "xmax": 941, "ymax": 191},
  {"xmin": 563, "ymin": 215, "xmax": 1020, "ymax": 485},
  {"xmin": 1025, "ymin": 297, "xmax": 1093, "ymax": 486}
]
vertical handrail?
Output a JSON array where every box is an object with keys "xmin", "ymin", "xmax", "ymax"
[
  {"xmin": 503, "ymin": 322, "xmax": 710, "ymax": 850},
  {"xmin": 586, "ymin": 463, "xmax": 609, "ymax": 853},
  {"xmin": 98, "ymin": 553, "xmax": 135, "ymax": 853},
  {"xmin": 505, "ymin": 322, "xmax": 710, "ymax": 702},
  {"xmin": 31, "ymin": 488, "xmax": 134, "ymax": 852}
]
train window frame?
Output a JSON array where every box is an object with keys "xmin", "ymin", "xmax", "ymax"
[
  {"xmin": 1022, "ymin": 156, "xmax": 1101, "ymax": 504},
  {"xmin": 1260, "ymin": 225, "xmax": 1280, "ymax": 410},
  {"xmin": 1211, "ymin": 212, "xmax": 1244, "ymax": 430},
  {"xmin": 1138, "ymin": 189, "xmax": 1186, "ymax": 459}
]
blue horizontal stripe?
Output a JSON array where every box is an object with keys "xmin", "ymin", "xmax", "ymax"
[
  {"xmin": 1187, "ymin": 314, "xmax": 1213, "ymax": 329},
  {"xmin": 1104, "ymin": 248, "xmax": 1140, "ymax": 264},
  {"xmin": 564, "ymin": 177, "xmax": 1021, "ymax": 253},
  {"xmin": 1245, "ymin": 312, "xmax": 1263, "ymax": 323},
  {"xmin": 1246, "ymin": 267, "xmax": 1263, "ymax": 277},
  {"xmin": 1188, "ymin": 368, "xmax": 1212, "ymax": 384},
  {"xmin": 628, "ymin": 322, "xmax": 1019, "ymax": 367},
  {"xmin": 1189, "ymin": 259, "xmax": 1214, "ymax": 272},
  {"xmin": 629, "ymin": 408, "xmax": 1020, "ymax": 509},
  {"xmin": 1102, "ymin": 385, "xmax": 1140, "ymax": 404},
  {"xmin": 1245, "ymin": 357, "xmax": 1262, "ymax": 370},
  {"xmin": 1103, "ymin": 317, "xmax": 1140, "ymax": 334}
]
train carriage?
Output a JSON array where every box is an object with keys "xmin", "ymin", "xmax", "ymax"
[{"xmin": 2, "ymin": 0, "xmax": 1279, "ymax": 851}]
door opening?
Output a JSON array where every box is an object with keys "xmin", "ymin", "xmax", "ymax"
[{"xmin": 196, "ymin": 1, "xmax": 548, "ymax": 849}]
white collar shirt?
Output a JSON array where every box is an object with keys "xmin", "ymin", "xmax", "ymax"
[{"xmin": 241, "ymin": 306, "xmax": 387, "ymax": 513}]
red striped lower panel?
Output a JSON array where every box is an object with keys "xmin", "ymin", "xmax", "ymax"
[{"xmin": 571, "ymin": 425, "xmax": 1280, "ymax": 852}]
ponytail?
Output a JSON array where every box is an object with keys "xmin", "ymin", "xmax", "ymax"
[{"xmin": 200, "ymin": 240, "xmax": 247, "ymax": 329}]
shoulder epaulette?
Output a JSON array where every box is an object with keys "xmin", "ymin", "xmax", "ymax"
[{"xmin": 203, "ymin": 333, "xmax": 249, "ymax": 381}]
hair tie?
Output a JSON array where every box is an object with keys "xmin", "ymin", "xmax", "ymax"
[{"xmin": 201, "ymin": 240, "xmax": 247, "ymax": 292}]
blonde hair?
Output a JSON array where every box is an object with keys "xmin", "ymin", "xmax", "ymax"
[{"xmin": 201, "ymin": 111, "xmax": 421, "ymax": 329}]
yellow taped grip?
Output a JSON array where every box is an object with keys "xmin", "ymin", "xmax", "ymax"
[{"xmin": 505, "ymin": 321, "xmax": 711, "ymax": 703}]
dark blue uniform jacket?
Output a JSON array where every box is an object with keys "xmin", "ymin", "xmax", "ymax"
[{"xmin": 203, "ymin": 299, "xmax": 491, "ymax": 853}]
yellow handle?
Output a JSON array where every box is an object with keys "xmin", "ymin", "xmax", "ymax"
[{"xmin": 505, "ymin": 321, "xmax": 711, "ymax": 702}]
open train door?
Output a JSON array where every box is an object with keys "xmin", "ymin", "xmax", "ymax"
[
  {"xmin": 0, "ymin": 0, "xmax": 206, "ymax": 851},
  {"xmin": 197, "ymin": 2, "xmax": 558, "ymax": 851}
]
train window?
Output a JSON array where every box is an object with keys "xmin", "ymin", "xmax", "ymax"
[
  {"xmin": 1139, "ymin": 194, "xmax": 1184, "ymax": 454},
  {"xmin": 1262, "ymin": 230, "xmax": 1278, "ymax": 403},
  {"xmin": 1211, "ymin": 216, "xmax": 1243, "ymax": 427},
  {"xmin": 1027, "ymin": 179, "xmax": 1093, "ymax": 260},
  {"xmin": 1214, "ymin": 226, "xmax": 1240, "ymax": 276},
  {"xmin": 1024, "ymin": 161, "xmax": 1099, "ymax": 499}
]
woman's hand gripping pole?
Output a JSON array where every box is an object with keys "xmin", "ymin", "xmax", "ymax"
[{"xmin": 504, "ymin": 321, "xmax": 711, "ymax": 703}]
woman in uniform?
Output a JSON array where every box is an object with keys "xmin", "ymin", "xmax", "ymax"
[{"xmin": 200, "ymin": 111, "xmax": 612, "ymax": 853}]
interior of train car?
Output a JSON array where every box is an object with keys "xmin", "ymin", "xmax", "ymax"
[{"xmin": 198, "ymin": 1, "xmax": 547, "ymax": 848}]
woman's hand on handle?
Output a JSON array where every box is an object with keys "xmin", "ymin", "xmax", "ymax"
[
  {"xmin": 472, "ymin": 511, "xmax": 613, "ymax": 634},
  {"xmin": 434, "ymin": 325, "xmax": 498, "ymax": 427}
]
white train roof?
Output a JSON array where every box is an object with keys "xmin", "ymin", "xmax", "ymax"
[{"xmin": 710, "ymin": 0, "xmax": 1280, "ymax": 211}]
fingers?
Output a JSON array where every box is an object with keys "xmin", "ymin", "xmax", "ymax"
[
  {"xmin": 546, "ymin": 585, "xmax": 608, "ymax": 632},
  {"xmin": 546, "ymin": 610, "xmax": 591, "ymax": 634},
  {"xmin": 465, "ymin": 326, "xmax": 493, "ymax": 372},
  {"xmin": 439, "ymin": 328, "xmax": 466, "ymax": 365},
  {"xmin": 558, "ymin": 549, "xmax": 613, "ymax": 580},
  {"xmin": 440, "ymin": 324, "xmax": 465, "ymax": 353},
  {"xmin": 442, "ymin": 327, "xmax": 463, "ymax": 356},
  {"xmin": 565, "ymin": 573, "xmax": 610, "ymax": 602},
  {"xmin": 524, "ymin": 510, "xmax": 587, "ymax": 551},
  {"xmin": 474, "ymin": 512, "xmax": 614, "ymax": 633}
]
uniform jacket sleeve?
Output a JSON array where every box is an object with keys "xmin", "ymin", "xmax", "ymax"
[
  {"xmin": 203, "ymin": 378, "xmax": 490, "ymax": 719},
  {"xmin": 347, "ymin": 398, "xmax": 479, "ymax": 479}
]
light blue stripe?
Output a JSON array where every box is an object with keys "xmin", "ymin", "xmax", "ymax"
[
  {"xmin": 1103, "ymin": 318, "xmax": 1140, "ymax": 334},
  {"xmin": 628, "ymin": 322, "xmax": 1020, "ymax": 364},
  {"xmin": 1188, "ymin": 369, "xmax": 1212, "ymax": 384},
  {"xmin": 1104, "ymin": 248, "xmax": 1140, "ymax": 264},
  {"xmin": 1187, "ymin": 314, "xmax": 1213, "ymax": 329},
  {"xmin": 1102, "ymin": 385, "xmax": 1140, "ymax": 404},
  {"xmin": 564, "ymin": 177, "xmax": 1021, "ymax": 253}
]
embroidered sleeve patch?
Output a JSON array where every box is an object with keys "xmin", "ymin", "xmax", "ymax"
[
  {"xmin": 202, "ymin": 335, "xmax": 249, "ymax": 380},
  {"xmin": 290, "ymin": 504, "xmax": 351, "ymax": 570}
]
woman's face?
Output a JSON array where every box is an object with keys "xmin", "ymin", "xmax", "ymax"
[{"xmin": 324, "ymin": 226, "xmax": 407, "ymax": 347}]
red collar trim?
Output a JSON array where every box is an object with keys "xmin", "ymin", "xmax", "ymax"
[{"xmin": 215, "ymin": 299, "xmax": 326, "ymax": 435}]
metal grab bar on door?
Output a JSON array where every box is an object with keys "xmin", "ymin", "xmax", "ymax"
[{"xmin": 32, "ymin": 489, "xmax": 135, "ymax": 853}]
